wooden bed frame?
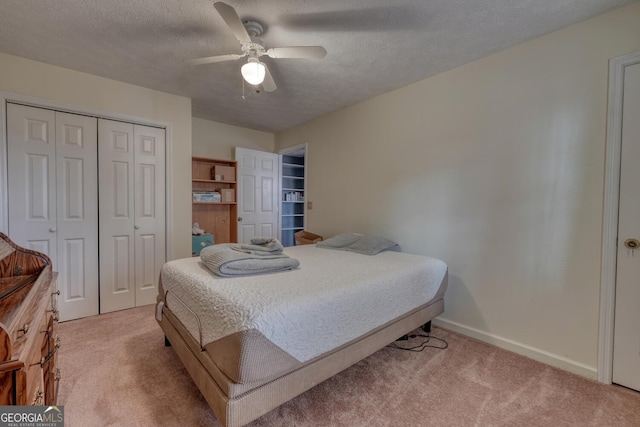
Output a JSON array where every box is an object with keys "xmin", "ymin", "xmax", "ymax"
[{"xmin": 156, "ymin": 272, "xmax": 446, "ymax": 427}]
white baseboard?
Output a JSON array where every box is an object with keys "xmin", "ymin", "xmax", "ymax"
[{"xmin": 432, "ymin": 317, "xmax": 597, "ymax": 380}]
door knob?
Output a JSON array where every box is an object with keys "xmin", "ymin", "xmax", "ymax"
[
  {"xmin": 134, "ymin": 225, "xmax": 140, "ymax": 230},
  {"xmin": 237, "ymin": 217, "xmax": 243, "ymax": 222},
  {"xmin": 49, "ymin": 227, "xmax": 56, "ymax": 233},
  {"xmin": 624, "ymin": 238, "xmax": 640, "ymax": 249}
]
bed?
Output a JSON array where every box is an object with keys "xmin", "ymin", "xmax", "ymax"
[{"xmin": 155, "ymin": 243, "xmax": 447, "ymax": 427}]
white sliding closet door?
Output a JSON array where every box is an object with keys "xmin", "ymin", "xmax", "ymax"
[
  {"xmin": 99, "ymin": 119, "xmax": 165, "ymax": 313},
  {"xmin": 7, "ymin": 104, "xmax": 99, "ymax": 321}
]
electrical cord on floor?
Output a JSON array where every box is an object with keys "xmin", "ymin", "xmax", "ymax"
[{"xmin": 386, "ymin": 333, "xmax": 448, "ymax": 352}]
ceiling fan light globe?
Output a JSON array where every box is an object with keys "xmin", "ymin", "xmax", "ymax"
[{"xmin": 241, "ymin": 62, "xmax": 266, "ymax": 85}]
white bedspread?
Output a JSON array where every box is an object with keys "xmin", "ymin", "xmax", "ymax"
[{"xmin": 161, "ymin": 245, "xmax": 447, "ymax": 362}]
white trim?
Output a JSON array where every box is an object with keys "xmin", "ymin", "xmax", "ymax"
[
  {"xmin": 277, "ymin": 154, "xmax": 283, "ymax": 239},
  {"xmin": 2, "ymin": 92, "xmax": 167, "ymax": 129},
  {"xmin": 164, "ymin": 124, "xmax": 174, "ymax": 260},
  {"xmin": 278, "ymin": 142, "xmax": 307, "ymax": 157},
  {"xmin": 0, "ymin": 99, "xmax": 7, "ymax": 233},
  {"xmin": 0, "ymin": 90, "xmax": 174, "ymax": 260},
  {"xmin": 434, "ymin": 317, "xmax": 598, "ymax": 380},
  {"xmin": 598, "ymin": 51, "xmax": 640, "ymax": 384}
]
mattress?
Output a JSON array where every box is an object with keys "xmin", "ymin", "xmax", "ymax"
[{"xmin": 160, "ymin": 244, "xmax": 447, "ymax": 385}]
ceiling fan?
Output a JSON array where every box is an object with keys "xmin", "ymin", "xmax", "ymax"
[{"xmin": 187, "ymin": 2, "xmax": 327, "ymax": 92}]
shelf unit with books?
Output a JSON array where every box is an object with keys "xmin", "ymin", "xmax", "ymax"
[{"xmin": 281, "ymin": 154, "xmax": 305, "ymax": 247}]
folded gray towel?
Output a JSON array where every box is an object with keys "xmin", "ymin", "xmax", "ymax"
[
  {"xmin": 200, "ymin": 243, "xmax": 299, "ymax": 277},
  {"xmin": 233, "ymin": 237, "xmax": 284, "ymax": 255}
]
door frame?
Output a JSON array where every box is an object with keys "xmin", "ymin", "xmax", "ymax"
[
  {"xmin": 599, "ymin": 50, "xmax": 640, "ymax": 384},
  {"xmin": 278, "ymin": 143, "xmax": 308, "ymax": 244},
  {"xmin": 0, "ymin": 91, "xmax": 174, "ymax": 261}
]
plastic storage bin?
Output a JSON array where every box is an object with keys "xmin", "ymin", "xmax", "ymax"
[{"xmin": 192, "ymin": 234, "xmax": 215, "ymax": 255}]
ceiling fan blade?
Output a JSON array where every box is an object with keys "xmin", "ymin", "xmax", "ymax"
[
  {"xmin": 261, "ymin": 64, "xmax": 277, "ymax": 92},
  {"xmin": 186, "ymin": 53, "xmax": 244, "ymax": 66},
  {"xmin": 214, "ymin": 2, "xmax": 251, "ymax": 43},
  {"xmin": 266, "ymin": 46, "xmax": 327, "ymax": 59}
]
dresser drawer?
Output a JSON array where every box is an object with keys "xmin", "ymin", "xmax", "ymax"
[{"xmin": 17, "ymin": 299, "xmax": 49, "ymax": 405}]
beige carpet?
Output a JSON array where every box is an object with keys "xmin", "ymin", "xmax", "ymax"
[{"xmin": 57, "ymin": 305, "xmax": 640, "ymax": 427}]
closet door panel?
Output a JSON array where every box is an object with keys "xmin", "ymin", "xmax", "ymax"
[
  {"xmin": 99, "ymin": 119, "xmax": 135, "ymax": 313},
  {"xmin": 55, "ymin": 111, "xmax": 98, "ymax": 321},
  {"xmin": 134, "ymin": 125, "xmax": 165, "ymax": 306},
  {"xmin": 27, "ymin": 240, "xmax": 52, "ymax": 256},
  {"xmin": 138, "ymin": 233, "xmax": 157, "ymax": 294},
  {"xmin": 7, "ymin": 104, "xmax": 58, "ymax": 265},
  {"xmin": 112, "ymin": 235, "xmax": 132, "ymax": 292}
]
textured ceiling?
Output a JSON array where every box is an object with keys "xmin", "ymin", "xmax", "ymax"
[{"xmin": 0, "ymin": 0, "xmax": 634, "ymax": 132}]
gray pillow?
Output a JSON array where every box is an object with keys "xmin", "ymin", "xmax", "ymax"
[{"xmin": 316, "ymin": 233, "xmax": 398, "ymax": 255}]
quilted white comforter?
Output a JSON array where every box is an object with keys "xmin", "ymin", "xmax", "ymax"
[{"xmin": 160, "ymin": 245, "xmax": 447, "ymax": 362}]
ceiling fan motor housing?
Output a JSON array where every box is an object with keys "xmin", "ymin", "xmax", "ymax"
[{"xmin": 243, "ymin": 20, "xmax": 264, "ymax": 38}]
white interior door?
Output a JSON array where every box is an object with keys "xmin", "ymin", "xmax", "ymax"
[
  {"xmin": 54, "ymin": 111, "xmax": 99, "ymax": 321},
  {"xmin": 7, "ymin": 104, "xmax": 57, "ymax": 262},
  {"xmin": 7, "ymin": 104, "xmax": 99, "ymax": 321},
  {"xmin": 235, "ymin": 147, "xmax": 280, "ymax": 244},
  {"xmin": 133, "ymin": 124, "xmax": 165, "ymax": 306},
  {"xmin": 99, "ymin": 119, "xmax": 135, "ymax": 313},
  {"xmin": 613, "ymin": 61, "xmax": 640, "ymax": 392}
]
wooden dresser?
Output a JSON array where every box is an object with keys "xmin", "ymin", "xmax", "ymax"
[{"xmin": 0, "ymin": 232, "xmax": 59, "ymax": 405}]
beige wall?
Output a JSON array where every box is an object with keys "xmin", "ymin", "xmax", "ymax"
[
  {"xmin": 0, "ymin": 52, "xmax": 192, "ymax": 260},
  {"xmin": 275, "ymin": 2, "xmax": 640, "ymax": 377},
  {"xmin": 192, "ymin": 117, "xmax": 274, "ymax": 160}
]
